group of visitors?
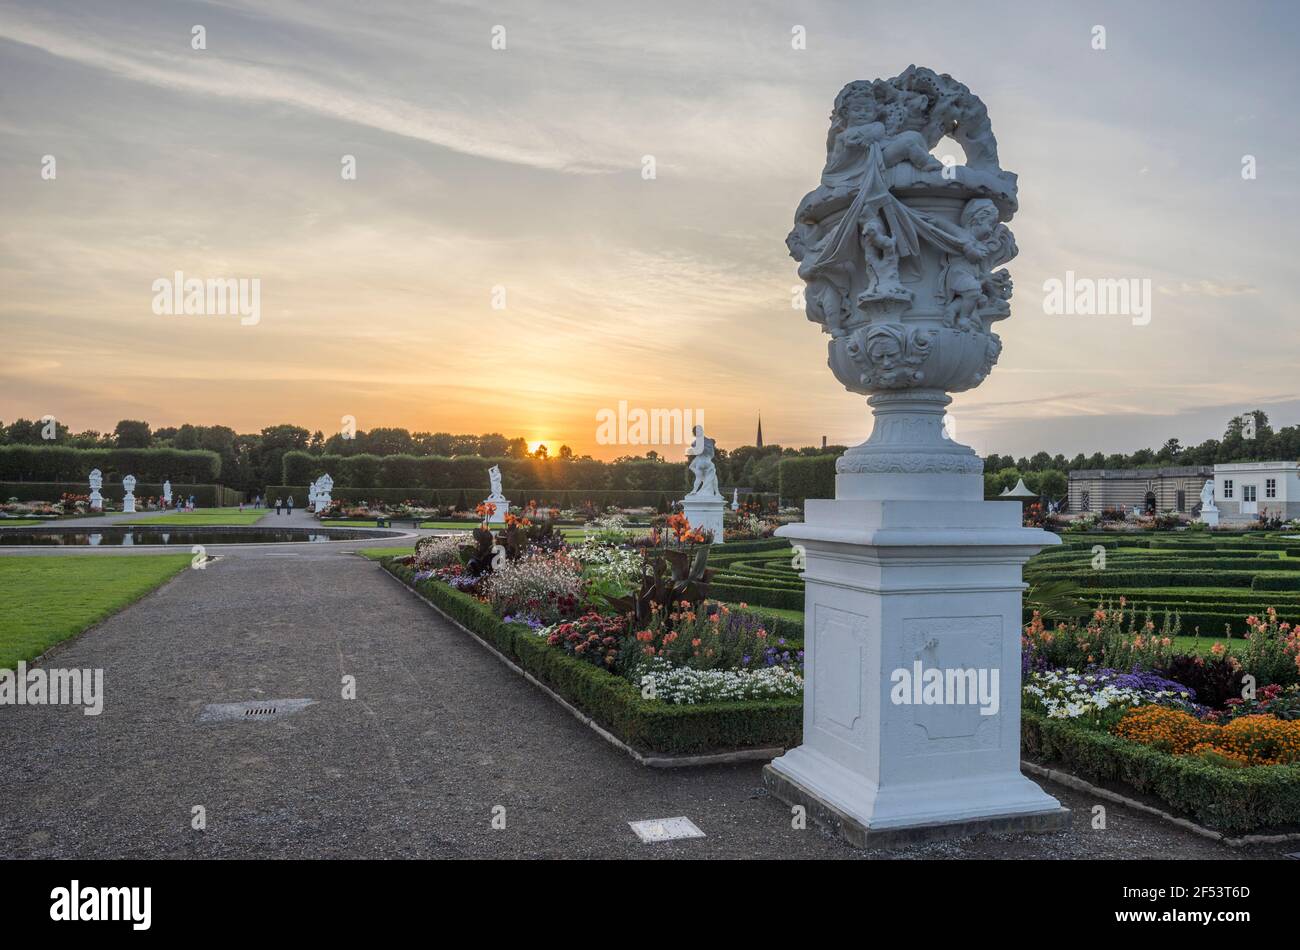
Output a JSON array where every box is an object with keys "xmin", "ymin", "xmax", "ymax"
[{"xmin": 273, "ymin": 495, "xmax": 295, "ymax": 515}]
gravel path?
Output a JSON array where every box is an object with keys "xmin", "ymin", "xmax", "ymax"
[{"xmin": 0, "ymin": 551, "xmax": 1286, "ymax": 859}]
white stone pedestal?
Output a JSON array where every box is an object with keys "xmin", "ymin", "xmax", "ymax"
[
  {"xmin": 765, "ymin": 465, "xmax": 1067, "ymax": 846},
  {"xmin": 1199, "ymin": 505, "xmax": 1219, "ymax": 527},
  {"xmin": 122, "ymin": 493, "xmax": 136, "ymax": 513},
  {"xmin": 483, "ymin": 494, "xmax": 509, "ymax": 524},
  {"xmin": 681, "ymin": 495, "xmax": 725, "ymax": 545},
  {"xmin": 89, "ymin": 491, "xmax": 103, "ymax": 512}
]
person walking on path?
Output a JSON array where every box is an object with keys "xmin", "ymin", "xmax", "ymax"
[
  {"xmin": 287, "ymin": 495, "xmax": 294, "ymax": 514},
  {"xmin": 275, "ymin": 497, "xmax": 283, "ymax": 515}
]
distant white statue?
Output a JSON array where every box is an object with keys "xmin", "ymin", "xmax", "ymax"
[
  {"xmin": 681, "ymin": 424, "xmax": 725, "ymax": 544},
  {"xmin": 483, "ymin": 465, "xmax": 508, "ymax": 523},
  {"xmin": 162, "ymin": 480, "xmax": 173, "ymax": 507},
  {"xmin": 88, "ymin": 469, "xmax": 104, "ymax": 511},
  {"xmin": 686, "ymin": 425, "xmax": 721, "ymax": 499},
  {"xmin": 122, "ymin": 474, "xmax": 137, "ymax": 513},
  {"xmin": 732, "ymin": 487, "xmax": 740, "ymax": 511},
  {"xmin": 307, "ymin": 477, "xmax": 319, "ymax": 509},
  {"xmin": 1198, "ymin": 479, "xmax": 1219, "ymax": 526},
  {"xmin": 316, "ymin": 474, "xmax": 333, "ymax": 511}
]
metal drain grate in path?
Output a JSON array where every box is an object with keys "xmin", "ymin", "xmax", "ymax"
[{"xmin": 197, "ymin": 698, "xmax": 317, "ymax": 723}]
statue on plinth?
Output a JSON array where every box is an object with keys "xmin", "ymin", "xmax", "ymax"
[
  {"xmin": 88, "ymin": 469, "xmax": 104, "ymax": 511},
  {"xmin": 767, "ymin": 67, "xmax": 1064, "ymax": 847},
  {"xmin": 122, "ymin": 474, "xmax": 137, "ymax": 513},
  {"xmin": 1198, "ymin": 479, "xmax": 1219, "ymax": 526},
  {"xmin": 681, "ymin": 425, "xmax": 724, "ymax": 544},
  {"xmin": 482, "ymin": 465, "xmax": 508, "ymax": 523}
]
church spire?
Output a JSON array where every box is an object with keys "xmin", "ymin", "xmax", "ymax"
[{"xmin": 756, "ymin": 412, "xmax": 763, "ymax": 448}]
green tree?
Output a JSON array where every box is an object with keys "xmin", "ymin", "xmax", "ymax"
[
  {"xmin": 364, "ymin": 427, "xmax": 415, "ymax": 456},
  {"xmin": 114, "ymin": 419, "xmax": 152, "ymax": 448},
  {"xmin": 478, "ymin": 433, "xmax": 509, "ymax": 457}
]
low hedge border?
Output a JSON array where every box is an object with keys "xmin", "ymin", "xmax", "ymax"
[
  {"xmin": 1021, "ymin": 708, "xmax": 1300, "ymax": 834},
  {"xmin": 379, "ymin": 559, "xmax": 803, "ymax": 759},
  {"xmin": 709, "ymin": 581, "xmax": 804, "ymax": 611}
]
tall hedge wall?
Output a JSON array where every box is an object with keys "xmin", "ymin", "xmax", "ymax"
[
  {"xmin": 0, "ymin": 445, "xmax": 221, "ymax": 483},
  {"xmin": 778, "ymin": 454, "xmax": 838, "ymax": 505},
  {"xmin": 280, "ymin": 451, "xmax": 690, "ymax": 495},
  {"xmin": 0, "ymin": 481, "xmax": 242, "ymax": 506},
  {"xmin": 266, "ymin": 485, "xmax": 692, "ymax": 508}
]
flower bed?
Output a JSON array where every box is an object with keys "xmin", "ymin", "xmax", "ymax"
[
  {"xmin": 381, "ymin": 559, "xmax": 802, "ymax": 756},
  {"xmin": 1020, "ymin": 600, "xmax": 1300, "ymax": 833},
  {"xmin": 1021, "ymin": 710, "xmax": 1300, "ymax": 834}
]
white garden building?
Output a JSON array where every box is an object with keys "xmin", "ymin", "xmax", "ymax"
[{"xmin": 1212, "ymin": 461, "xmax": 1300, "ymax": 521}]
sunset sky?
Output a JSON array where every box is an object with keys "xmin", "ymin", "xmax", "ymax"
[{"xmin": 2, "ymin": 0, "xmax": 1298, "ymax": 460}]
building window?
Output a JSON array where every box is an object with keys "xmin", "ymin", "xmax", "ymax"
[
  {"xmin": 1243, "ymin": 484, "xmax": 1257, "ymax": 502},
  {"xmin": 1081, "ymin": 490, "xmax": 1090, "ymax": 511},
  {"xmin": 1266, "ymin": 478, "xmax": 1277, "ymax": 499},
  {"xmin": 1176, "ymin": 490, "xmax": 1185, "ymax": 512},
  {"xmin": 1223, "ymin": 480, "xmax": 1233, "ymax": 499}
]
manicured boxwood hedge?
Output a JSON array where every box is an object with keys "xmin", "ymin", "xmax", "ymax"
[
  {"xmin": 0, "ymin": 446, "xmax": 221, "ymax": 483},
  {"xmin": 269, "ymin": 484, "xmax": 781, "ymax": 511},
  {"xmin": 0, "ymin": 480, "xmax": 241, "ymax": 506},
  {"xmin": 709, "ymin": 581, "xmax": 803, "ymax": 611},
  {"xmin": 1021, "ymin": 709, "xmax": 1300, "ymax": 834},
  {"xmin": 382, "ymin": 560, "xmax": 802, "ymax": 756},
  {"xmin": 777, "ymin": 454, "xmax": 837, "ymax": 505}
]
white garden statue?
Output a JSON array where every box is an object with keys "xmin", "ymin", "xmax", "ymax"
[
  {"xmin": 682, "ymin": 424, "xmax": 725, "ymax": 544},
  {"xmin": 315, "ymin": 474, "xmax": 333, "ymax": 512},
  {"xmin": 88, "ymin": 469, "xmax": 103, "ymax": 511},
  {"xmin": 162, "ymin": 480, "xmax": 172, "ymax": 508},
  {"xmin": 1198, "ymin": 479, "xmax": 1219, "ymax": 527},
  {"xmin": 767, "ymin": 66, "xmax": 1066, "ymax": 846},
  {"xmin": 121, "ymin": 474, "xmax": 137, "ymax": 514},
  {"xmin": 482, "ymin": 465, "xmax": 508, "ymax": 524}
]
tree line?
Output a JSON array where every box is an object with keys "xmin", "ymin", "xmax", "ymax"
[
  {"xmin": 0, "ymin": 418, "xmax": 843, "ymax": 494},
  {"xmin": 6, "ymin": 409, "xmax": 1285, "ymax": 497}
]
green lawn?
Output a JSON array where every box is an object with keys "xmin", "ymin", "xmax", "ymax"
[
  {"xmin": 122, "ymin": 507, "xmax": 263, "ymax": 526},
  {"xmin": 0, "ymin": 519, "xmax": 45, "ymax": 527},
  {"xmin": 0, "ymin": 554, "xmax": 191, "ymax": 669},
  {"xmin": 356, "ymin": 547, "xmax": 416, "ymax": 560}
]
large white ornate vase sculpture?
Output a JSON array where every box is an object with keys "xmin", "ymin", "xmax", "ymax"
[
  {"xmin": 682, "ymin": 424, "xmax": 725, "ymax": 544},
  {"xmin": 483, "ymin": 465, "xmax": 509, "ymax": 524},
  {"xmin": 1198, "ymin": 479, "xmax": 1219, "ymax": 527},
  {"xmin": 121, "ymin": 475, "xmax": 137, "ymax": 514},
  {"xmin": 766, "ymin": 67, "xmax": 1066, "ymax": 846},
  {"xmin": 88, "ymin": 469, "xmax": 104, "ymax": 511}
]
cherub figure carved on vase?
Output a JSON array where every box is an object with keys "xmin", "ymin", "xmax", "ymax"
[
  {"xmin": 860, "ymin": 215, "xmax": 910, "ymax": 305},
  {"xmin": 939, "ymin": 197, "xmax": 1018, "ymax": 332}
]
